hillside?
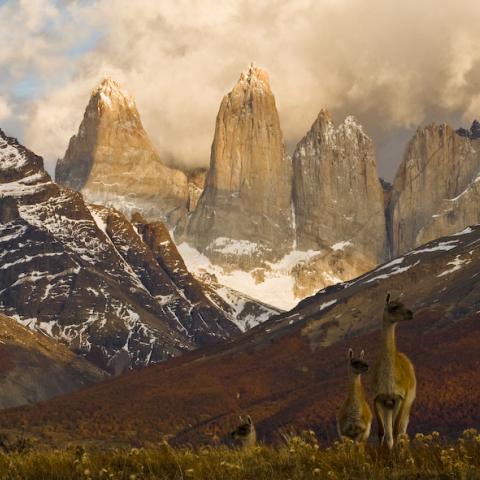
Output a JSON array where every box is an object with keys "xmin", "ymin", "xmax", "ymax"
[
  {"xmin": 0, "ymin": 226, "xmax": 478, "ymax": 445},
  {"xmin": 0, "ymin": 313, "xmax": 106, "ymax": 409}
]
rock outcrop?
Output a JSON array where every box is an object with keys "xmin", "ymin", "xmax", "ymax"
[
  {"xmin": 456, "ymin": 119, "xmax": 480, "ymax": 140},
  {"xmin": 390, "ymin": 123, "xmax": 480, "ymax": 255},
  {"xmin": 0, "ymin": 128, "xmax": 271, "ymax": 372},
  {"xmin": 55, "ymin": 77, "xmax": 189, "ymax": 224},
  {"xmin": 291, "ymin": 110, "xmax": 388, "ymax": 295},
  {"xmin": 185, "ymin": 65, "xmax": 294, "ymax": 267},
  {"xmin": 186, "ymin": 168, "xmax": 208, "ymax": 212}
]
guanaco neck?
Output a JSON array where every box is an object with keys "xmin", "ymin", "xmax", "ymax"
[
  {"xmin": 348, "ymin": 371, "xmax": 363, "ymax": 397},
  {"xmin": 381, "ymin": 315, "xmax": 397, "ymax": 357}
]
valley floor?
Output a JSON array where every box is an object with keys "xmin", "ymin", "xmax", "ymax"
[{"xmin": 0, "ymin": 430, "xmax": 479, "ymax": 479}]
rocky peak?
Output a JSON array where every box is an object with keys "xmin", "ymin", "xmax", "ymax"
[
  {"xmin": 0, "ymin": 129, "xmax": 46, "ymax": 182},
  {"xmin": 292, "ymin": 110, "xmax": 387, "ymax": 260},
  {"xmin": 390, "ymin": 122, "xmax": 480, "ymax": 255},
  {"xmin": 93, "ymin": 77, "xmax": 134, "ymax": 107},
  {"xmin": 456, "ymin": 119, "xmax": 480, "ymax": 140},
  {"xmin": 297, "ymin": 111, "xmax": 369, "ymax": 155},
  {"xmin": 472, "ymin": 120, "xmax": 480, "ymax": 138},
  {"xmin": 236, "ymin": 63, "xmax": 271, "ymax": 92},
  {"xmin": 185, "ymin": 64, "xmax": 294, "ymax": 266},
  {"xmin": 55, "ymin": 78, "xmax": 189, "ymax": 224},
  {"xmin": 0, "ymin": 130, "xmax": 55, "ymax": 205},
  {"xmin": 82, "ymin": 77, "xmax": 140, "ymax": 131}
]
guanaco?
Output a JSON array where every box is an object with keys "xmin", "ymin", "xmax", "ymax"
[
  {"xmin": 372, "ymin": 294, "xmax": 416, "ymax": 449},
  {"xmin": 337, "ymin": 348, "xmax": 372, "ymax": 443},
  {"xmin": 231, "ymin": 415, "xmax": 256, "ymax": 448}
]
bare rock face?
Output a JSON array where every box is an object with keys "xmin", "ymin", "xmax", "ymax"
[
  {"xmin": 185, "ymin": 65, "xmax": 294, "ymax": 267},
  {"xmin": 390, "ymin": 123, "xmax": 480, "ymax": 255},
  {"xmin": 291, "ymin": 111, "xmax": 388, "ymax": 295},
  {"xmin": 380, "ymin": 178, "xmax": 393, "ymax": 210},
  {"xmin": 55, "ymin": 77, "xmax": 189, "ymax": 224},
  {"xmin": 0, "ymin": 197, "xmax": 19, "ymax": 224},
  {"xmin": 187, "ymin": 168, "xmax": 208, "ymax": 212}
]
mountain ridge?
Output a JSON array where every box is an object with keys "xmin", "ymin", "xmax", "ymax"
[{"xmin": 0, "ymin": 128, "xmax": 276, "ymax": 373}]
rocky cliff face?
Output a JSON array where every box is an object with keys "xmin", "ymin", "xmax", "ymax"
[
  {"xmin": 0, "ymin": 129, "xmax": 275, "ymax": 372},
  {"xmin": 186, "ymin": 168, "xmax": 207, "ymax": 212},
  {"xmin": 55, "ymin": 77, "xmax": 189, "ymax": 224},
  {"xmin": 390, "ymin": 123, "xmax": 480, "ymax": 255},
  {"xmin": 185, "ymin": 65, "xmax": 294, "ymax": 267},
  {"xmin": 179, "ymin": 77, "xmax": 391, "ymax": 306},
  {"xmin": 291, "ymin": 110, "xmax": 388, "ymax": 294}
]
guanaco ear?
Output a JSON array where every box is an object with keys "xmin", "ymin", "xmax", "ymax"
[
  {"xmin": 348, "ymin": 348, "xmax": 353, "ymax": 360},
  {"xmin": 385, "ymin": 293, "xmax": 391, "ymax": 304},
  {"xmin": 247, "ymin": 415, "xmax": 252, "ymax": 425},
  {"xmin": 360, "ymin": 349, "xmax": 365, "ymax": 360}
]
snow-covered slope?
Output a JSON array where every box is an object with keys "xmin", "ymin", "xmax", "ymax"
[{"xmin": 177, "ymin": 241, "xmax": 360, "ymax": 310}]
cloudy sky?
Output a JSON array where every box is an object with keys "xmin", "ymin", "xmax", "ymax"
[{"xmin": 1, "ymin": 0, "xmax": 480, "ymax": 180}]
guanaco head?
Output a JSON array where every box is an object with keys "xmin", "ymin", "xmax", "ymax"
[
  {"xmin": 231, "ymin": 415, "xmax": 254, "ymax": 439},
  {"xmin": 348, "ymin": 348, "xmax": 369, "ymax": 375},
  {"xmin": 384, "ymin": 293, "xmax": 414, "ymax": 323}
]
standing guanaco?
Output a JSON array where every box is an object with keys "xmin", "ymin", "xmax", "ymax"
[
  {"xmin": 337, "ymin": 348, "xmax": 372, "ymax": 443},
  {"xmin": 372, "ymin": 294, "xmax": 416, "ymax": 449}
]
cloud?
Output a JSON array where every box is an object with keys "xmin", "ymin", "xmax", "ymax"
[
  {"xmin": 0, "ymin": 96, "xmax": 11, "ymax": 121},
  {"xmin": 1, "ymin": 0, "xmax": 480, "ymax": 179}
]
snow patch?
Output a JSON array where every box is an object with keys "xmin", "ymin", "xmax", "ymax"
[
  {"xmin": 99, "ymin": 92, "xmax": 112, "ymax": 108},
  {"xmin": 0, "ymin": 137, "xmax": 28, "ymax": 170},
  {"xmin": 437, "ymin": 255, "xmax": 471, "ymax": 277},
  {"xmin": 365, "ymin": 261, "xmax": 420, "ymax": 283},
  {"xmin": 319, "ymin": 299, "xmax": 337, "ymax": 311},
  {"xmin": 453, "ymin": 227, "xmax": 474, "ymax": 236},
  {"xmin": 374, "ymin": 257, "xmax": 405, "ymax": 272},
  {"xmin": 178, "ymin": 242, "xmax": 322, "ymax": 310},
  {"xmin": 209, "ymin": 237, "xmax": 258, "ymax": 256},
  {"xmin": 408, "ymin": 240, "xmax": 458, "ymax": 254},
  {"xmin": 331, "ymin": 240, "xmax": 352, "ymax": 251}
]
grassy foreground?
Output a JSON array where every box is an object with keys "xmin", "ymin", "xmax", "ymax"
[{"xmin": 0, "ymin": 430, "xmax": 479, "ymax": 479}]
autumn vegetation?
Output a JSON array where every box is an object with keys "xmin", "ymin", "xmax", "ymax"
[{"xmin": 0, "ymin": 430, "xmax": 477, "ymax": 479}]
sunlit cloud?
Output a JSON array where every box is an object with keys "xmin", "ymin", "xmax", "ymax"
[{"xmin": 0, "ymin": 96, "xmax": 11, "ymax": 122}]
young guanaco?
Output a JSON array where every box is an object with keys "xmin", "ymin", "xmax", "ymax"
[{"xmin": 337, "ymin": 348, "xmax": 372, "ymax": 443}]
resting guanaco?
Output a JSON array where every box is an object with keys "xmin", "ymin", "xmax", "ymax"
[
  {"xmin": 337, "ymin": 348, "xmax": 372, "ymax": 443},
  {"xmin": 231, "ymin": 415, "xmax": 256, "ymax": 448},
  {"xmin": 372, "ymin": 294, "xmax": 416, "ymax": 449}
]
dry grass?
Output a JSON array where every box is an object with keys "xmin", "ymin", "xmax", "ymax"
[{"xmin": 0, "ymin": 430, "xmax": 479, "ymax": 479}]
